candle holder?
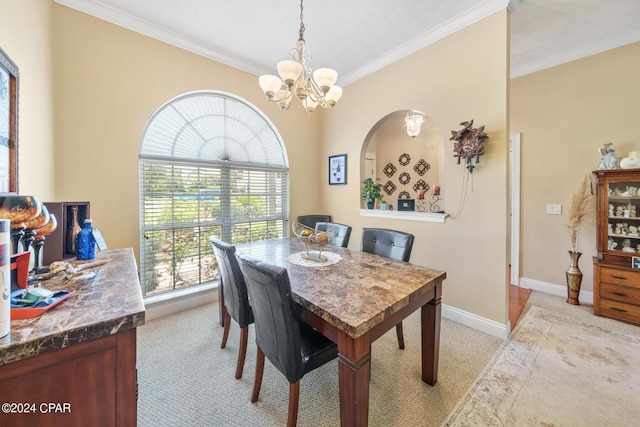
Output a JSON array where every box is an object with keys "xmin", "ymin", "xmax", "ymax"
[
  {"xmin": 32, "ymin": 213, "xmax": 58, "ymax": 275},
  {"xmin": 0, "ymin": 195, "xmax": 42, "ymax": 254}
]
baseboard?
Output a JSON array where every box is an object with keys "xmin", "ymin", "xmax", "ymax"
[
  {"xmin": 143, "ymin": 279, "xmax": 583, "ymax": 342},
  {"xmin": 442, "ymin": 304, "xmax": 510, "ymax": 340},
  {"xmin": 519, "ymin": 277, "xmax": 594, "ymax": 305},
  {"xmin": 144, "ymin": 284, "xmax": 218, "ymax": 321}
]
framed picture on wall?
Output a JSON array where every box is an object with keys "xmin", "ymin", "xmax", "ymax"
[
  {"xmin": 329, "ymin": 154, "xmax": 347, "ymax": 185},
  {"xmin": 0, "ymin": 47, "xmax": 19, "ymax": 193}
]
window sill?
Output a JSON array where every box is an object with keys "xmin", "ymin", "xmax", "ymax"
[{"xmin": 359, "ymin": 209, "xmax": 448, "ymax": 223}]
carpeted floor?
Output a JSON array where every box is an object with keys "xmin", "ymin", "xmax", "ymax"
[
  {"xmin": 137, "ymin": 300, "xmax": 502, "ymax": 426},
  {"xmin": 136, "ymin": 291, "xmax": 640, "ymax": 426}
]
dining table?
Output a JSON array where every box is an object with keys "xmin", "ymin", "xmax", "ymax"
[{"xmin": 229, "ymin": 237, "xmax": 446, "ymax": 427}]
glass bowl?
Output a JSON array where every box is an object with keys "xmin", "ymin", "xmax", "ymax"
[{"xmin": 291, "ymin": 222, "xmax": 337, "ymax": 262}]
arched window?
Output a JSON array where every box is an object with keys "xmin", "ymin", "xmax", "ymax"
[{"xmin": 139, "ymin": 91, "xmax": 289, "ymax": 297}]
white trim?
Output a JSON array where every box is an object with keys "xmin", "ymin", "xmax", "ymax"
[
  {"xmin": 144, "ymin": 283, "xmax": 218, "ymax": 321},
  {"xmin": 359, "ymin": 209, "xmax": 448, "ymax": 223},
  {"xmin": 443, "ymin": 304, "xmax": 509, "ymax": 340},
  {"xmin": 511, "ymin": 29, "xmax": 640, "ymax": 78},
  {"xmin": 510, "ymin": 133, "xmax": 521, "ymax": 286},
  {"xmin": 55, "ymin": 0, "xmax": 270, "ymax": 76},
  {"xmin": 340, "ymin": 0, "xmax": 508, "ymax": 85},
  {"xmin": 519, "ymin": 277, "xmax": 594, "ymax": 305},
  {"xmin": 56, "ymin": 0, "xmax": 509, "ymax": 85}
]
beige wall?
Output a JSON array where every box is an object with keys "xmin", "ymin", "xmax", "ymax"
[
  {"xmin": 7, "ymin": 3, "xmax": 510, "ymax": 325},
  {"xmin": 51, "ymin": 4, "xmax": 323, "ymax": 261},
  {"xmin": 510, "ymin": 41, "xmax": 640, "ymax": 295},
  {"xmin": 0, "ymin": 0, "xmax": 55, "ymax": 198},
  {"xmin": 322, "ymin": 11, "xmax": 510, "ymax": 323}
]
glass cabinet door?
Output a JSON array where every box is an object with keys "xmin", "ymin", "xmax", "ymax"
[{"xmin": 607, "ymin": 181, "xmax": 640, "ymax": 254}]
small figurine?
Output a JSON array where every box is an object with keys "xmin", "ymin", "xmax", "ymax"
[
  {"xmin": 608, "ymin": 223, "xmax": 613, "ymax": 235},
  {"xmin": 615, "ymin": 223, "xmax": 625, "ymax": 235},
  {"xmin": 609, "ymin": 204, "xmax": 615, "ymax": 217},
  {"xmin": 608, "ymin": 238, "xmax": 618, "ymax": 250},
  {"xmin": 616, "ymin": 206, "xmax": 625, "ymax": 217},
  {"xmin": 622, "ymin": 239, "xmax": 635, "ymax": 252},
  {"xmin": 598, "ymin": 143, "xmax": 619, "ymax": 170},
  {"xmin": 629, "ymin": 225, "xmax": 639, "ymax": 237}
]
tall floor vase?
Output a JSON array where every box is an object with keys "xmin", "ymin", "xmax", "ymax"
[{"xmin": 566, "ymin": 251, "xmax": 583, "ymax": 305}]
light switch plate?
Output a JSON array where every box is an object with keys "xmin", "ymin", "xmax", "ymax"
[{"xmin": 547, "ymin": 204, "xmax": 562, "ymax": 215}]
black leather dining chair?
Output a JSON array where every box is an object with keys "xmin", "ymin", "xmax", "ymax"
[
  {"xmin": 315, "ymin": 222, "xmax": 352, "ymax": 248},
  {"xmin": 208, "ymin": 236, "xmax": 254, "ymax": 379},
  {"xmin": 297, "ymin": 214, "xmax": 331, "ymax": 229},
  {"xmin": 236, "ymin": 252, "xmax": 338, "ymax": 427},
  {"xmin": 361, "ymin": 228, "xmax": 415, "ymax": 349}
]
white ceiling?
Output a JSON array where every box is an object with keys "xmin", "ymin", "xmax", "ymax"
[{"xmin": 57, "ymin": 0, "xmax": 640, "ymax": 84}]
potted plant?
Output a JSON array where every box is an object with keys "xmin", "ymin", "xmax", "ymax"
[
  {"xmin": 362, "ymin": 178, "xmax": 383, "ymax": 209},
  {"xmin": 564, "ymin": 174, "xmax": 592, "ymax": 305}
]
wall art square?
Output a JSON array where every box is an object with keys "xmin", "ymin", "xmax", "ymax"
[{"xmin": 329, "ymin": 154, "xmax": 347, "ymax": 185}]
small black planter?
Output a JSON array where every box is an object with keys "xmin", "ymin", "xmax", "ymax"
[{"xmin": 366, "ymin": 201, "xmax": 374, "ymax": 209}]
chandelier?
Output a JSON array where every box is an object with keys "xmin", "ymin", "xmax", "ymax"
[
  {"xmin": 258, "ymin": 0, "xmax": 342, "ymax": 113},
  {"xmin": 405, "ymin": 112, "xmax": 425, "ymax": 138}
]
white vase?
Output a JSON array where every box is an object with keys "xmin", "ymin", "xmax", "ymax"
[{"xmin": 620, "ymin": 151, "xmax": 640, "ymax": 169}]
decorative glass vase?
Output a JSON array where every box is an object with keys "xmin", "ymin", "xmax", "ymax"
[{"xmin": 566, "ymin": 251, "xmax": 583, "ymax": 305}]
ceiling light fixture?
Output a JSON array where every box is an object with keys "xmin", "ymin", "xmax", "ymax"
[
  {"xmin": 405, "ymin": 112, "xmax": 425, "ymax": 139},
  {"xmin": 258, "ymin": 0, "xmax": 342, "ymax": 113}
]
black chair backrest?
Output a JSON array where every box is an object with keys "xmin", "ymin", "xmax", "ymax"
[
  {"xmin": 208, "ymin": 236, "xmax": 253, "ymax": 328},
  {"xmin": 297, "ymin": 214, "xmax": 331, "ymax": 229},
  {"xmin": 315, "ymin": 222, "xmax": 352, "ymax": 248},
  {"xmin": 236, "ymin": 252, "xmax": 303, "ymax": 384},
  {"xmin": 361, "ymin": 228, "xmax": 414, "ymax": 262}
]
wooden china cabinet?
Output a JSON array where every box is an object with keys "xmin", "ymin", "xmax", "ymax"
[{"xmin": 593, "ymin": 168, "xmax": 640, "ymax": 326}]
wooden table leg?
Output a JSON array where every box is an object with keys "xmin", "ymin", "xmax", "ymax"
[
  {"xmin": 218, "ymin": 278, "xmax": 225, "ymax": 327},
  {"xmin": 421, "ymin": 283, "xmax": 442, "ymax": 385},
  {"xmin": 337, "ymin": 332, "xmax": 371, "ymax": 427}
]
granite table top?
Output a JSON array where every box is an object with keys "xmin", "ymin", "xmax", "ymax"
[
  {"xmin": 0, "ymin": 247, "xmax": 145, "ymax": 366},
  {"xmin": 235, "ymin": 238, "xmax": 446, "ymax": 339}
]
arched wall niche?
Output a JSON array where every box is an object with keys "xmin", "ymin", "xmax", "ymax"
[{"xmin": 360, "ymin": 110, "xmax": 445, "ymax": 211}]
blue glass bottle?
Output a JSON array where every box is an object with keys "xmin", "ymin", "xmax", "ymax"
[{"xmin": 76, "ymin": 219, "xmax": 96, "ymax": 260}]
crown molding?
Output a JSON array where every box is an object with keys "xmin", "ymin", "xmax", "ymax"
[
  {"xmin": 55, "ymin": 0, "xmax": 271, "ymax": 76},
  {"xmin": 511, "ymin": 28, "xmax": 640, "ymax": 79},
  {"xmin": 340, "ymin": 0, "xmax": 509, "ymax": 85}
]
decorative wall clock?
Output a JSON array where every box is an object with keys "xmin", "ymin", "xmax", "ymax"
[{"xmin": 450, "ymin": 119, "xmax": 488, "ymax": 173}]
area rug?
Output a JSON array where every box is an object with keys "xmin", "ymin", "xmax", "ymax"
[{"xmin": 442, "ymin": 306, "xmax": 640, "ymax": 426}]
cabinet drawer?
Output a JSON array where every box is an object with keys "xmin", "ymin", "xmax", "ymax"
[
  {"xmin": 600, "ymin": 299, "xmax": 640, "ymax": 325},
  {"xmin": 600, "ymin": 283, "xmax": 640, "ymax": 306},
  {"xmin": 600, "ymin": 267, "xmax": 640, "ymax": 289}
]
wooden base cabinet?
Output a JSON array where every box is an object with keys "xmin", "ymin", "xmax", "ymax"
[
  {"xmin": 0, "ymin": 329, "xmax": 137, "ymax": 427},
  {"xmin": 594, "ymin": 261, "xmax": 640, "ymax": 325},
  {"xmin": 593, "ymin": 168, "xmax": 640, "ymax": 326}
]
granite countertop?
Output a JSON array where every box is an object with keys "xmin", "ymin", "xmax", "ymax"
[
  {"xmin": 236, "ymin": 238, "xmax": 446, "ymax": 338},
  {"xmin": 0, "ymin": 247, "xmax": 145, "ymax": 366}
]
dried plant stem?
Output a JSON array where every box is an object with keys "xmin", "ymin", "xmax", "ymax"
[{"xmin": 566, "ymin": 175, "xmax": 592, "ymax": 253}]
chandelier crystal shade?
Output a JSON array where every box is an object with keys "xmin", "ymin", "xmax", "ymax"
[{"xmin": 258, "ymin": 0, "xmax": 342, "ymax": 113}]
